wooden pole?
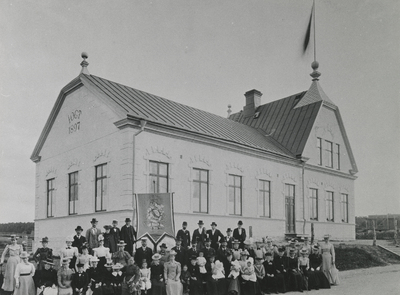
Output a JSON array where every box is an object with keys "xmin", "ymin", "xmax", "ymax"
[
  {"xmin": 372, "ymin": 220, "xmax": 377, "ymax": 246},
  {"xmin": 311, "ymin": 223, "xmax": 315, "ymax": 244},
  {"xmin": 394, "ymin": 219, "xmax": 399, "ymax": 247}
]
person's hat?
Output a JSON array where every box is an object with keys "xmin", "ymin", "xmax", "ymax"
[
  {"xmin": 20, "ymin": 251, "xmax": 29, "ymax": 259},
  {"xmin": 198, "ymin": 220, "xmax": 204, "ymax": 225},
  {"xmin": 300, "ymin": 249, "xmax": 308, "ymax": 255},
  {"xmin": 175, "ymin": 236, "xmax": 183, "ymax": 242},
  {"xmin": 152, "ymin": 253, "xmax": 162, "ymax": 260},
  {"xmin": 289, "ymin": 239, "xmax": 296, "ymax": 244},
  {"xmin": 265, "ymin": 252, "xmax": 272, "ymax": 257},
  {"xmin": 227, "ymin": 228, "xmax": 232, "ymax": 232},
  {"xmin": 160, "ymin": 243, "xmax": 168, "ymax": 249},
  {"xmin": 10, "ymin": 234, "xmax": 18, "ymax": 240},
  {"xmin": 40, "ymin": 237, "xmax": 49, "ymax": 243},
  {"xmin": 190, "ymin": 255, "xmax": 198, "ymax": 261},
  {"xmin": 204, "ymin": 238, "xmax": 211, "ymax": 243},
  {"xmin": 89, "ymin": 256, "xmax": 100, "ymax": 262},
  {"xmin": 233, "ymin": 239, "xmax": 240, "ymax": 244},
  {"xmin": 266, "ymin": 237, "xmax": 272, "ymax": 243},
  {"xmin": 43, "ymin": 258, "xmax": 54, "ymax": 265},
  {"xmin": 312, "ymin": 245, "xmax": 320, "ymax": 251},
  {"xmin": 90, "ymin": 218, "xmax": 98, "ymax": 224},
  {"xmin": 77, "ymin": 263, "xmax": 84, "ymax": 268},
  {"xmin": 238, "ymin": 220, "xmax": 243, "ymax": 225},
  {"xmin": 241, "ymin": 250, "xmax": 250, "ymax": 256},
  {"xmin": 112, "ymin": 219, "xmax": 118, "ymax": 224},
  {"xmin": 66, "ymin": 235, "xmax": 74, "ymax": 242},
  {"xmin": 103, "ymin": 225, "xmax": 111, "ymax": 230},
  {"xmin": 112, "ymin": 263, "xmax": 124, "ymax": 270},
  {"xmin": 211, "ymin": 222, "xmax": 217, "ymax": 226},
  {"xmin": 141, "ymin": 237, "xmax": 147, "ymax": 242},
  {"xmin": 220, "ymin": 237, "xmax": 227, "ymax": 244},
  {"xmin": 125, "ymin": 218, "xmax": 131, "ymax": 222},
  {"xmin": 169, "ymin": 250, "xmax": 177, "ymax": 256},
  {"xmin": 62, "ymin": 257, "xmax": 70, "ymax": 264},
  {"xmin": 289, "ymin": 248, "xmax": 296, "ymax": 253},
  {"xmin": 182, "ymin": 221, "xmax": 187, "ymax": 226},
  {"xmin": 278, "ymin": 246, "xmax": 286, "ymax": 252},
  {"xmin": 117, "ymin": 240, "xmax": 127, "ymax": 247},
  {"xmin": 75, "ymin": 226, "xmax": 83, "ymax": 231},
  {"xmin": 98, "ymin": 235, "xmax": 104, "ymax": 241},
  {"xmin": 104, "ymin": 261, "xmax": 113, "ymax": 268},
  {"xmin": 323, "ymin": 234, "xmax": 330, "ymax": 239}
]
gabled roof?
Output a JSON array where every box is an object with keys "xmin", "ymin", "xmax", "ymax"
[
  {"xmin": 294, "ymin": 80, "xmax": 335, "ymax": 109},
  {"xmin": 229, "ymin": 92, "xmax": 322, "ymax": 157},
  {"xmin": 31, "ymin": 74, "xmax": 294, "ymax": 162}
]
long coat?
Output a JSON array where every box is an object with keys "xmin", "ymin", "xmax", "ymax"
[
  {"xmin": 120, "ymin": 225, "xmax": 136, "ymax": 255},
  {"xmin": 192, "ymin": 228, "xmax": 207, "ymax": 251},
  {"xmin": 233, "ymin": 228, "xmax": 246, "ymax": 249},
  {"xmin": 109, "ymin": 227, "xmax": 120, "ymax": 253},
  {"xmin": 206, "ymin": 229, "xmax": 224, "ymax": 250},
  {"xmin": 85, "ymin": 227, "xmax": 102, "ymax": 249},
  {"xmin": 171, "ymin": 246, "xmax": 187, "ymax": 265},
  {"xmin": 176, "ymin": 229, "xmax": 191, "ymax": 249},
  {"xmin": 134, "ymin": 247, "xmax": 153, "ymax": 268}
]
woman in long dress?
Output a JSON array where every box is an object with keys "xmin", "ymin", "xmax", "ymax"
[
  {"xmin": 121, "ymin": 257, "xmax": 141, "ymax": 295},
  {"xmin": 57, "ymin": 258, "xmax": 74, "ymax": 295},
  {"xmin": 14, "ymin": 251, "xmax": 36, "ymax": 295},
  {"xmin": 0, "ymin": 234, "xmax": 22, "ymax": 292},
  {"xmin": 164, "ymin": 250, "xmax": 183, "ymax": 295},
  {"xmin": 319, "ymin": 234, "xmax": 335, "ymax": 284},
  {"xmin": 93, "ymin": 235, "xmax": 111, "ymax": 272},
  {"xmin": 150, "ymin": 254, "xmax": 165, "ymax": 295}
]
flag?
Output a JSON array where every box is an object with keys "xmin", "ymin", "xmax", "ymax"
[
  {"xmin": 136, "ymin": 193, "xmax": 175, "ymax": 243},
  {"xmin": 303, "ymin": 3, "xmax": 314, "ymax": 53}
]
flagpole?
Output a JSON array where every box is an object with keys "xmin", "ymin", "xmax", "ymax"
[{"xmin": 313, "ymin": 0, "xmax": 316, "ymax": 62}]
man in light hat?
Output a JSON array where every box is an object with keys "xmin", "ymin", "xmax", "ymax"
[
  {"xmin": 109, "ymin": 220, "xmax": 120, "ymax": 253},
  {"xmin": 60, "ymin": 236, "xmax": 78, "ymax": 269},
  {"xmin": 134, "ymin": 237, "xmax": 153, "ymax": 268},
  {"xmin": 233, "ymin": 220, "xmax": 246, "ymax": 249},
  {"xmin": 33, "ymin": 258, "xmax": 58, "ymax": 295},
  {"xmin": 120, "ymin": 217, "xmax": 136, "ymax": 255},
  {"xmin": 72, "ymin": 226, "xmax": 86, "ymax": 254},
  {"xmin": 206, "ymin": 222, "xmax": 224, "ymax": 251},
  {"xmin": 225, "ymin": 228, "xmax": 234, "ymax": 249},
  {"xmin": 85, "ymin": 218, "xmax": 101, "ymax": 254},
  {"xmin": 192, "ymin": 220, "xmax": 207, "ymax": 251},
  {"xmin": 176, "ymin": 221, "xmax": 191, "ymax": 250},
  {"xmin": 33, "ymin": 237, "xmax": 53, "ymax": 270},
  {"xmin": 57, "ymin": 258, "xmax": 74, "ymax": 295},
  {"xmin": 112, "ymin": 240, "xmax": 131, "ymax": 266}
]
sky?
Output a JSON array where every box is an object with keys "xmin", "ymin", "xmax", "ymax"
[{"xmin": 0, "ymin": 0, "xmax": 399, "ymax": 223}]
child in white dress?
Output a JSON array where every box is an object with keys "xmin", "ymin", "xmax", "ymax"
[
  {"xmin": 140, "ymin": 260, "xmax": 151, "ymax": 293},
  {"xmin": 241, "ymin": 260, "xmax": 257, "ymax": 282},
  {"xmin": 196, "ymin": 252, "xmax": 207, "ymax": 274}
]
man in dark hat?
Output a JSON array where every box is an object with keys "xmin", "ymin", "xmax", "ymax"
[
  {"xmin": 206, "ymin": 222, "xmax": 224, "ymax": 251},
  {"xmin": 102, "ymin": 225, "xmax": 112, "ymax": 250},
  {"xmin": 225, "ymin": 228, "xmax": 234, "ymax": 249},
  {"xmin": 120, "ymin": 217, "xmax": 136, "ymax": 255},
  {"xmin": 72, "ymin": 226, "xmax": 86, "ymax": 254},
  {"xmin": 33, "ymin": 237, "xmax": 53, "ymax": 270},
  {"xmin": 176, "ymin": 221, "xmax": 191, "ymax": 250},
  {"xmin": 85, "ymin": 218, "xmax": 101, "ymax": 254},
  {"xmin": 186, "ymin": 238, "xmax": 199, "ymax": 266},
  {"xmin": 134, "ymin": 237, "xmax": 153, "ymax": 268},
  {"xmin": 233, "ymin": 220, "xmax": 246, "ymax": 249},
  {"xmin": 171, "ymin": 236, "xmax": 187, "ymax": 265},
  {"xmin": 71, "ymin": 263, "xmax": 89, "ymax": 295},
  {"xmin": 216, "ymin": 238, "xmax": 230, "ymax": 264},
  {"xmin": 273, "ymin": 246, "xmax": 288, "ymax": 293},
  {"xmin": 201, "ymin": 238, "xmax": 216, "ymax": 262},
  {"xmin": 192, "ymin": 220, "xmax": 207, "ymax": 251},
  {"xmin": 109, "ymin": 219, "xmax": 120, "ymax": 253}
]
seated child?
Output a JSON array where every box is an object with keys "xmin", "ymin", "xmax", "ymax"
[
  {"xmin": 228, "ymin": 260, "xmax": 241, "ymax": 279},
  {"xmin": 241, "ymin": 260, "xmax": 257, "ymax": 282},
  {"xmin": 196, "ymin": 251, "xmax": 207, "ymax": 274},
  {"xmin": 181, "ymin": 264, "xmax": 191, "ymax": 295}
]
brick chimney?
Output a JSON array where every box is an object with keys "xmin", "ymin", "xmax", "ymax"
[{"xmin": 243, "ymin": 89, "xmax": 262, "ymax": 117}]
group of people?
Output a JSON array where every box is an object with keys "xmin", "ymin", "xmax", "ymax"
[{"xmin": 0, "ymin": 218, "xmax": 338, "ymax": 295}]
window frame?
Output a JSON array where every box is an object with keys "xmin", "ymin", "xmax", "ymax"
[
  {"xmin": 326, "ymin": 191, "xmax": 334, "ymax": 222},
  {"xmin": 149, "ymin": 161, "xmax": 169, "ymax": 193},
  {"xmin": 317, "ymin": 137, "xmax": 323, "ymax": 166},
  {"xmin": 259, "ymin": 179, "xmax": 271, "ymax": 218},
  {"xmin": 336, "ymin": 144, "xmax": 340, "ymax": 170},
  {"xmin": 95, "ymin": 163, "xmax": 107, "ymax": 212},
  {"xmin": 228, "ymin": 174, "xmax": 242, "ymax": 216},
  {"xmin": 192, "ymin": 168, "xmax": 209, "ymax": 213},
  {"xmin": 341, "ymin": 193, "xmax": 349, "ymax": 223},
  {"xmin": 68, "ymin": 171, "xmax": 79, "ymax": 215},
  {"xmin": 46, "ymin": 178, "xmax": 55, "ymax": 218},
  {"xmin": 325, "ymin": 140, "xmax": 333, "ymax": 168},
  {"xmin": 309, "ymin": 188, "xmax": 318, "ymax": 221}
]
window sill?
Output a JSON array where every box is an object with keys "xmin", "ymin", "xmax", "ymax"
[
  {"xmin": 47, "ymin": 216, "xmax": 54, "ymax": 218},
  {"xmin": 95, "ymin": 210, "xmax": 107, "ymax": 213},
  {"xmin": 69, "ymin": 213, "xmax": 78, "ymax": 216}
]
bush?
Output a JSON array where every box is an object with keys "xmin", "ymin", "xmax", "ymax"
[{"xmin": 356, "ymin": 230, "xmax": 395, "ymax": 240}]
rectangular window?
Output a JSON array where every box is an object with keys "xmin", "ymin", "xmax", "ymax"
[
  {"xmin": 259, "ymin": 180, "xmax": 271, "ymax": 217},
  {"xmin": 341, "ymin": 194, "xmax": 349, "ymax": 223},
  {"xmin": 309, "ymin": 188, "xmax": 318, "ymax": 220},
  {"xmin": 317, "ymin": 138, "xmax": 322, "ymax": 165},
  {"xmin": 326, "ymin": 191, "xmax": 334, "ymax": 222},
  {"xmin": 95, "ymin": 164, "xmax": 107, "ymax": 212},
  {"xmin": 69, "ymin": 172, "xmax": 78, "ymax": 215},
  {"xmin": 325, "ymin": 140, "xmax": 333, "ymax": 168},
  {"xmin": 228, "ymin": 175, "xmax": 242, "ymax": 215},
  {"xmin": 149, "ymin": 161, "xmax": 169, "ymax": 193},
  {"xmin": 192, "ymin": 169, "xmax": 209, "ymax": 213},
  {"xmin": 336, "ymin": 144, "xmax": 340, "ymax": 170},
  {"xmin": 47, "ymin": 179, "xmax": 55, "ymax": 217}
]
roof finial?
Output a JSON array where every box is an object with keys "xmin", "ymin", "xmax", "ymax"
[
  {"xmin": 80, "ymin": 52, "xmax": 89, "ymax": 75},
  {"xmin": 227, "ymin": 104, "xmax": 232, "ymax": 118},
  {"xmin": 310, "ymin": 60, "xmax": 321, "ymax": 81}
]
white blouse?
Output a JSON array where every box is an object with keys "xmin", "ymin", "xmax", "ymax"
[{"xmin": 14, "ymin": 262, "xmax": 35, "ymax": 278}]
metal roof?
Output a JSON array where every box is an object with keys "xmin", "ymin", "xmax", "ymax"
[{"xmin": 82, "ymin": 74, "xmax": 293, "ymax": 158}]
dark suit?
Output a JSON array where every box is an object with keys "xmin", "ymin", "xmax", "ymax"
[
  {"xmin": 216, "ymin": 247, "xmax": 230, "ymax": 263},
  {"xmin": 201, "ymin": 247, "xmax": 216, "ymax": 262},
  {"xmin": 225, "ymin": 235, "xmax": 234, "ymax": 249},
  {"xmin": 186, "ymin": 248, "xmax": 199, "ymax": 266},
  {"xmin": 109, "ymin": 227, "xmax": 120, "ymax": 253},
  {"xmin": 72, "ymin": 235, "xmax": 86, "ymax": 254},
  {"xmin": 263, "ymin": 260, "xmax": 279, "ymax": 293},
  {"xmin": 233, "ymin": 228, "xmax": 246, "ymax": 249},
  {"xmin": 171, "ymin": 246, "xmax": 187, "ymax": 265},
  {"xmin": 71, "ymin": 271, "xmax": 89, "ymax": 295},
  {"xmin": 206, "ymin": 229, "xmax": 224, "ymax": 250},
  {"xmin": 120, "ymin": 225, "xmax": 136, "ymax": 255},
  {"xmin": 134, "ymin": 247, "xmax": 153, "ymax": 268},
  {"xmin": 273, "ymin": 255, "xmax": 288, "ymax": 293},
  {"xmin": 192, "ymin": 228, "xmax": 207, "ymax": 251},
  {"xmin": 176, "ymin": 229, "xmax": 191, "ymax": 249}
]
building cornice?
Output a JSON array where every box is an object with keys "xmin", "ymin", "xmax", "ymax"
[
  {"xmin": 304, "ymin": 163, "xmax": 357, "ymax": 180},
  {"xmin": 34, "ymin": 209, "xmax": 134, "ymax": 222}
]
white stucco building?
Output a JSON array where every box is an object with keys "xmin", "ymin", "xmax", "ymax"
[{"xmin": 31, "ymin": 56, "xmax": 357, "ymax": 250}]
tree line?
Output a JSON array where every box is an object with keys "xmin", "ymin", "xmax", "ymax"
[{"xmin": 0, "ymin": 222, "xmax": 34, "ymax": 234}]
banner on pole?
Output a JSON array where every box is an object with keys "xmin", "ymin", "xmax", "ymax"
[{"xmin": 136, "ymin": 193, "xmax": 175, "ymax": 243}]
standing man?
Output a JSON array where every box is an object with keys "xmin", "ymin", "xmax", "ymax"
[
  {"xmin": 134, "ymin": 238, "xmax": 153, "ymax": 268},
  {"xmin": 206, "ymin": 222, "xmax": 224, "ymax": 251},
  {"xmin": 85, "ymin": 218, "xmax": 101, "ymax": 254},
  {"xmin": 109, "ymin": 219, "xmax": 120, "ymax": 253},
  {"xmin": 72, "ymin": 226, "xmax": 86, "ymax": 254},
  {"xmin": 225, "ymin": 228, "xmax": 234, "ymax": 249},
  {"xmin": 176, "ymin": 221, "xmax": 191, "ymax": 249},
  {"xmin": 192, "ymin": 220, "xmax": 207, "ymax": 251},
  {"xmin": 171, "ymin": 237, "xmax": 186, "ymax": 265},
  {"xmin": 120, "ymin": 218, "xmax": 136, "ymax": 255},
  {"xmin": 233, "ymin": 220, "xmax": 246, "ymax": 249}
]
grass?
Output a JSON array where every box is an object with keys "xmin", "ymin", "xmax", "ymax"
[{"xmin": 335, "ymin": 244, "xmax": 400, "ymax": 271}]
